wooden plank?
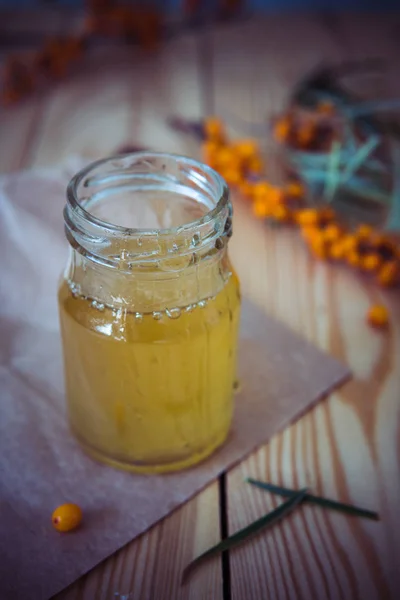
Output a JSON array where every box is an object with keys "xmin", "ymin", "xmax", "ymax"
[
  {"xmin": 56, "ymin": 483, "xmax": 222, "ymax": 600},
  {"xmin": 28, "ymin": 34, "xmax": 204, "ymax": 169},
  {"xmin": 210, "ymin": 15, "xmax": 400, "ymax": 600},
  {"xmin": 0, "ymin": 30, "xmax": 224, "ymax": 599}
]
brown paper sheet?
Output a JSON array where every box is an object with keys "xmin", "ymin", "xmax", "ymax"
[{"xmin": 0, "ymin": 163, "xmax": 350, "ymax": 600}]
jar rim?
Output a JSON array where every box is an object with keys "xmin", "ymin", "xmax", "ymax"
[
  {"xmin": 64, "ymin": 151, "xmax": 232, "ymax": 270},
  {"xmin": 66, "ymin": 151, "xmax": 229, "ymax": 236}
]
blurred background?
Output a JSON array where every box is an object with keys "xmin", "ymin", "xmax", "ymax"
[
  {"xmin": 1, "ymin": 0, "xmax": 399, "ymax": 239},
  {"xmin": 0, "ymin": 0, "xmax": 399, "ymax": 9}
]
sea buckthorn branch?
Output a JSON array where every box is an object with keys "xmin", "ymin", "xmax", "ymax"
[
  {"xmin": 1, "ymin": 0, "xmax": 244, "ymax": 106},
  {"xmin": 195, "ymin": 115, "xmax": 400, "ymax": 289}
]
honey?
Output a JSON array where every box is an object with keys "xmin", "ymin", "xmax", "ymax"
[{"xmin": 60, "ymin": 152, "xmax": 240, "ymax": 473}]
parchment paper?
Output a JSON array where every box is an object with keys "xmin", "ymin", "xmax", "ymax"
[{"xmin": 0, "ymin": 161, "xmax": 350, "ymax": 600}]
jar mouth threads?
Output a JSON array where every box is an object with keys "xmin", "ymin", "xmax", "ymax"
[{"xmin": 64, "ymin": 152, "xmax": 231, "ymax": 270}]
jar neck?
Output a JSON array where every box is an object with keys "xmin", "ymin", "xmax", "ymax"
[
  {"xmin": 63, "ymin": 152, "xmax": 233, "ymax": 311},
  {"xmin": 65, "ymin": 246, "xmax": 232, "ymax": 312},
  {"xmin": 64, "ymin": 152, "xmax": 231, "ymax": 273}
]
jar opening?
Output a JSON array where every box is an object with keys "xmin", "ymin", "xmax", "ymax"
[{"xmin": 64, "ymin": 152, "xmax": 231, "ymax": 269}]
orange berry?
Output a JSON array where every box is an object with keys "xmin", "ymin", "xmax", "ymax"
[
  {"xmin": 285, "ymin": 181, "xmax": 304, "ymax": 198},
  {"xmin": 246, "ymin": 155, "xmax": 264, "ymax": 174},
  {"xmin": 253, "ymin": 181, "xmax": 272, "ymax": 199},
  {"xmin": 296, "ymin": 123, "xmax": 315, "ymax": 147},
  {"xmin": 233, "ymin": 139, "xmax": 258, "ymax": 160},
  {"xmin": 377, "ymin": 261, "xmax": 399, "ymax": 287},
  {"xmin": 272, "ymin": 205, "xmax": 291, "ymax": 222},
  {"xmin": 238, "ymin": 181, "xmax": 255, "ymax": 198},
  {"xmin": 268, "ymin": 186, "xmax": 284, "ymax": 206},
  {"xmin": 215, "ymin": 147, "xmax": 238, "ymax": 169},
  {"xmin": 356, "ymin": 224, "xmax": 373, "ymax": 240},
  {"xmin": 367, "ymin": 304, "xmax": 389, "ymax": 328},
  {"xmin": 342, "ymin": 234, "xmax": 358, "ymax": 254},
  {"xmin": 317, "ymin": 100, "xmax": 335, "ymax": 115},
  {"xmin": 223, "ymin": 168, "xmax": 242, "ymax": 186},
  {"xmin": 204, "ymin": 116, "xmax": 225, "ymax": 142},
  {"xmin": 301, "ymin": 225, "xmax": 318, "ymax": 243},
  {"xmin": 308, "ymin": 231, "xmax": 328, "ymax": 259},
  {"xmin": 297, "ymin": 208, "xmax": 320, "ymax": 227},
  {"xmin": 52, "ymin": 503, "xmax": 82, "ymax": 532},
  {"xmin": 202, "ymin": 140, "xmax": 220, "ymax": 165},
  {"xmin": 329, "ymin": 241, "xmax": 346, "ymax": 260},
  {"xmin": 274, "ymin": 116, "xmax": 290, "ymax": 142},
  {"xmin": 253, "ymin": 199, "xmax": 270, "ymax": 219},
  {"xmin": 311, "ymin": 242, "xmax": 328, "ymax": 260},
  {"xmin": 347, "ymin": 250, "xmax": 361, "ymax": 267},
  {"xmin": 323, "ymin": 224, "xmax": 342, "ymax": 243},
  {"xmin": 319, "ymin": 206, "xmax": 336, "ymax": 223},
  {"xmin": 361, "ymin": 253, "xmax": 381, "ymax": 272}
]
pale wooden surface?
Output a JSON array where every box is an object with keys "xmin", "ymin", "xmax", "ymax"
[{"xmin": 1, "ymin": 13, "xmax": 399, "ymax": 600}]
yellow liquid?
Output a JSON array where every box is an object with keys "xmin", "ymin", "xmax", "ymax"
[{"xmin": 58, "ymin": 272, "xmax": 240, "ymax": 473}]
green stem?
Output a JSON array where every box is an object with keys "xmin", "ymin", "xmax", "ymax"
[
  {"xmin": 246, "ymin": 479, "xmax": 379, "ymax": 521},
  {"xmin": 181, "ymin": 488, "xmax": 307, "ymax": 584}
]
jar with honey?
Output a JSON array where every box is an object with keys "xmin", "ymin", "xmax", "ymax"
[{"xmin": 59, "ymin": 152, "xmax": 241, "ymax": 473}]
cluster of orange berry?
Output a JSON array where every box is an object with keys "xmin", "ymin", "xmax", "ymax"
[
  {"xmin": 2, "ymin": 37, "xmax": 85, "ymax": 105},
  {"xmin": 84, "ymin": 0, "xmax": 161, "ymax": 48},
  {"xmin": 201, "ymin": 117, "xmax": 400, "ymax": 289},
  {"xmin": 1, "ymin": 0, "xmax": 161, "ymax": 106},
  {"xmin": 273, "ymin": 100, "xmax": 337, "ymax": 151},
  {"xmin": 202, "ymin": 117, "xmax": 306, "ymax": 223},
  {"xmin": 300, "ymin": 217, "xmax": 399, "ymax": 287}
]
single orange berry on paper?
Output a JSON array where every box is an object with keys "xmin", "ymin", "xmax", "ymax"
[
  {"xmin": 52, "ymin": 503, "xmax": 83, "ymax": 532},
  {"xmin": 367, "ymin": 304, "xmax": 389, "ymax": 328}
]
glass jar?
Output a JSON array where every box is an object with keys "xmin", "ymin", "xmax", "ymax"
[{"xmin": 59, "ymin": 152, "xmax": 241, "ymax": 474}]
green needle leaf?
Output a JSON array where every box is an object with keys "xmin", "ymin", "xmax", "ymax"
[
  {"xmin": 341, "ymin": 135, "xmax": 380, "ymax": 183},
  {"xmin": 246, "ymin": 479, "xmax": 379, "ymax": 521},
  {"xmin": 324, "ymin": 141, "xmax": 342, "ymax": 202},
  {"xmin": 181, "ymin": 488, "xmax": 307, "ymax": 584}
]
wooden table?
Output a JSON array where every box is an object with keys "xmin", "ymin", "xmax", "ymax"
[{"xmin": 1, "ymin": 12, "xmax": 399, "ymax": 600}]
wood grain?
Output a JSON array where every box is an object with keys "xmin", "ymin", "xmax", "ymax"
[
  {"xmin": 56, "ymin": 483, "xmax": 223, "ymax": 600},
  {"xmin": 210, "ymin": 15, "xmax": 400, "ymax": 600},
  {"xmin": 1, "ymin": 13, "xmax": 399, "ymax": 600}
]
